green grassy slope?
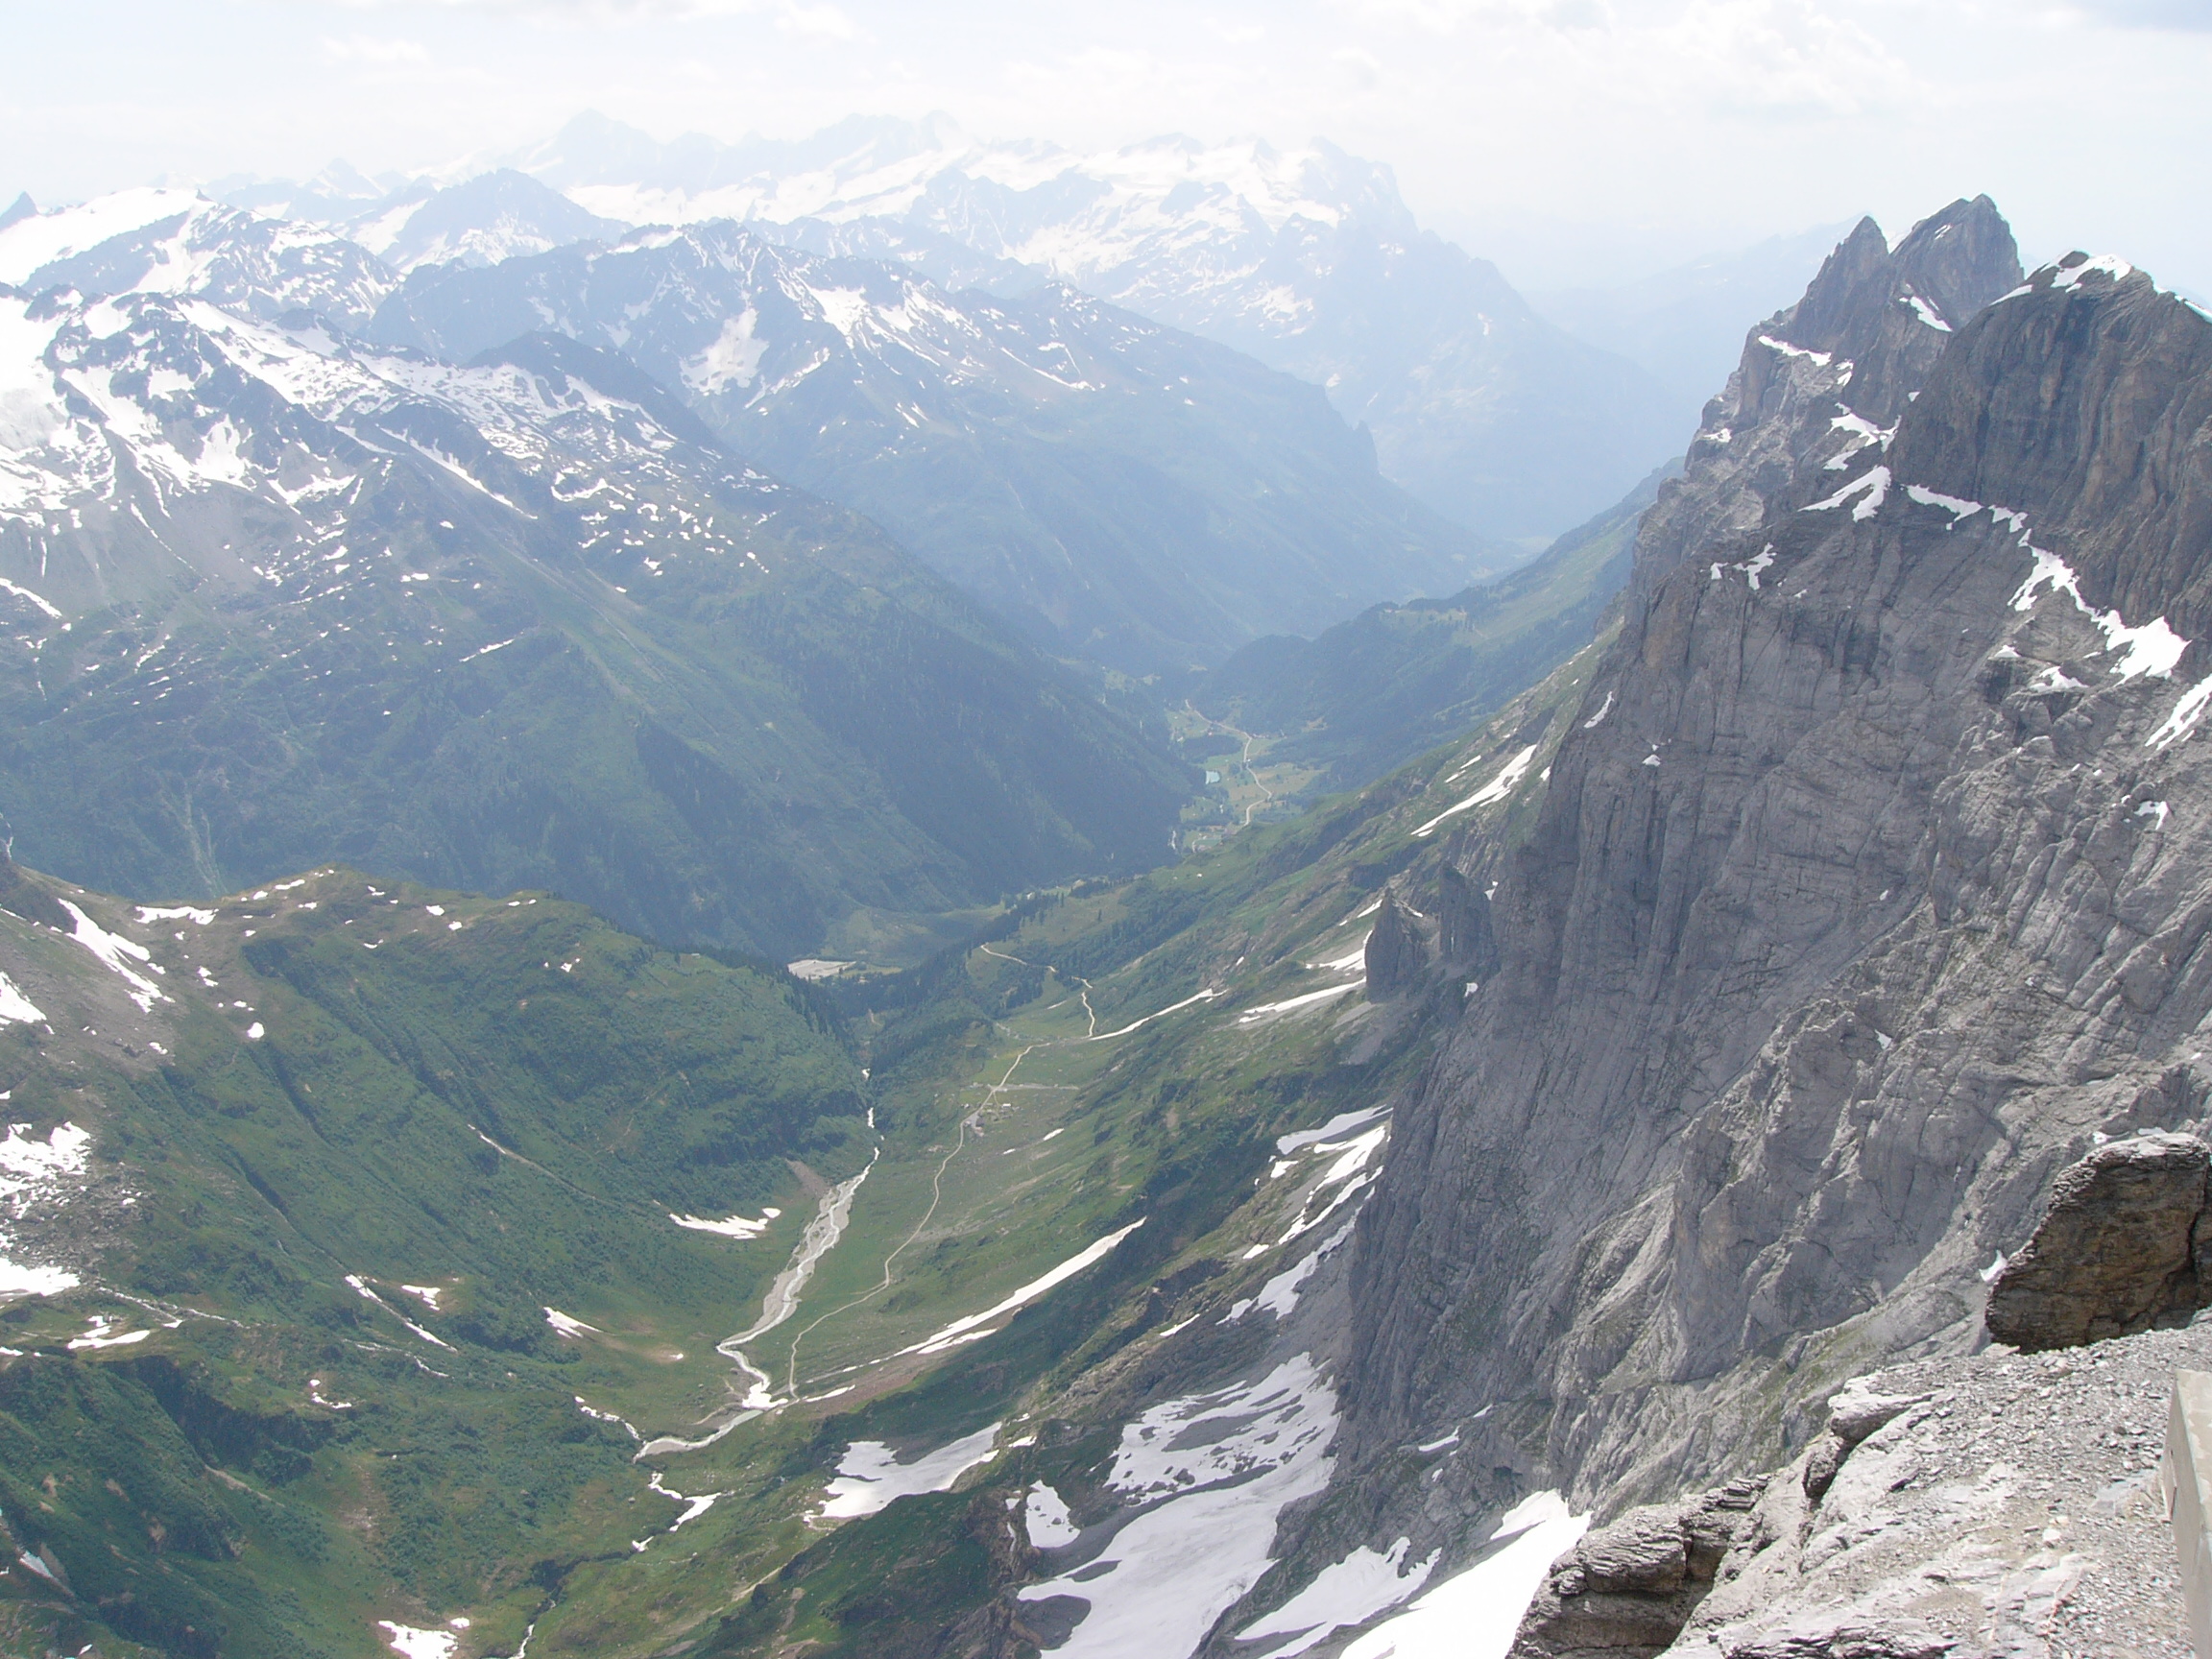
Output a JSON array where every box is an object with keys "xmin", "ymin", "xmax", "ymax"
[
  {"xmin": 0, "ymin": 861, "xmax": 865, "ymax": 1657},
  {"xmin": 1187, "ymin": 465, "xmax": 1667, "ymax": 795},
  {"xmin": 1, "ymin": 624, "xmax": 1606, "ymax": 1659}
]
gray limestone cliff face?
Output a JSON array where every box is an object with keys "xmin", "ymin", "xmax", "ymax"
[
  {"xmin": 1366, "ymin": 890, "xmax": 1431, "ymax": 998},
  {"xmin": 1338, "ymin": 226, "xmax": 2212, "ymax": 1532}
]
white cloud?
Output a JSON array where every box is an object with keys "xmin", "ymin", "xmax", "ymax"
[
  {"xmin": 1334, "ymin": 45, "xmax": 1384, "ymax": 87},
  {"xmin": 332, "ymin": 0, "xmax": 768, "ymax": 16},
  {"xmin": 321, "ymin": 33, "xmax": 432, "ymax": 64},
  {"xmin": 6, "ymin": 0, "xmax": 2212, "ymax": 300},
  {"xmin": 2063, "ymin": 0, "xmax": 2212, "ymax": 26},
  {"xmin": 776, "ymin": 1, "xmax": 864, "ymax": 40}
]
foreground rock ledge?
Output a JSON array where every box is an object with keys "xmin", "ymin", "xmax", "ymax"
[{"xmin": 1511, "ymin": 1323, "xmax": 2200, "ymax": 1657}]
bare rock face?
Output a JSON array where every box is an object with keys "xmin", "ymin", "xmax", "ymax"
[
  {"xmin": 1623, "ymin": 196, "xmax": 2019, "ymax": 597},
  {"xmin": 1721, "ymin": 1618, "xmax": 1954, "ymax": 1659},
  {"xmin": 1439, "ymin": 862, "xmax": 1502, "ymax": 978},
  {"xmin": 1365, "ymin": 891, "xmax": 1429, "ymax": 998},
  {"xmin": 1653, "ymin": 1328, "xmax": 2196, "ymax": 1656},
  {"xmin": 1511, "ymin": 1480, "xmax": 1767, "ymax": 1657},
  {"xmin": 1984, "ymin": 1130, "xmax": 2211, "ymax": 1351}
]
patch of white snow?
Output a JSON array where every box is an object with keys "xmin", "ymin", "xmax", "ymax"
[
  {"xmin": 1337, "ymin": 1493, "xmax": 1588, "ymax": 1659},
  {"xmin": 1414, "ymin": 744, "xmax": 1538, "ymax": 837},
  {"xmin": 820, "ymin": 1421, "xmax": 1003, "ymax": 1520},
  {"xmin": 1238, "ymin": 1536, "xmax": 1438, "ymax": 1659},
  {"xmin": 1023, "ymin": 1481, "xmax": 1081, "ymax": 1548},
  {"xmin": 902, "ymin": 1219, "xmax": 1145, "ymax": 1356}
]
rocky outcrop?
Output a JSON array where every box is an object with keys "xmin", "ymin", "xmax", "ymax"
[
  {"xmin": 1623, "ymin": 197, "xmax": 2019, "ymax": 596},
  {"xmin": 1364, "ymin": 891, "xmax": 1430, "ymax": 998},
  {"xmin": 1334, "ymin": 196, "xmax": 2212, "ymax": 1556},
  {"xmin": 1715, "ymin": 1619, "xmax": 1954, "ymax": 1658},
  {"xmin": 1439, "ymin": 862, "xmax": 1502, "ymax": 979},
  {"xmin": 1799, "ymin": 1382, "xmax": 1931, "ymax": 1504},
  {"xmin": 0, "ymin": 852, "xmax": 73, "ymax": 932},
  {"xmin": 1984, "ymin": 1130, "xmax": 2212, "ymax": 1351},
  {"xmin": 1510, "ymin": 1479, "xmax": 1767, "ymax": 1657}
]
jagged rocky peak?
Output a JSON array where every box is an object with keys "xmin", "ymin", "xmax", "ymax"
[
  {"xmin": 1631, "ymin": 197, "xmax": 2022, "ymax": 587},
  {"xmin": 1782, "ymin": 196, "xmax": 2018, "ymax": 385},
  {"xmin": 1889, "ymin": 249, "xmax": 2212, "ymax": 651},
  {"xmin": 1337, "ymin": 214, "xmax": 2212, "ymax": 1561}
]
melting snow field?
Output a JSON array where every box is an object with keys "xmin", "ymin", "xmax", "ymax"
[
  {"xmin": 60, "ymin": 901, "xmax": 170, "ymax": 1012},
  {"xmin": 669, "ymin": 1207, "xmax": 781, "ymax": 1238},
  {"xmin": 819, "ymin": 1421, "xmax": 1004, "ymax": 1520},
  {"xmin": 376, "ymin": 1622, "xmax": 460, "ymax": 1659},
  {"xmin": 900, "ymin": 1219, "xmax": 1145, "ymax": 1358},
  {"xmin": 0, "ymin": 971, "xmax": 45, "ymax": 1027},
  {"xmin": 1236, "ymin": 982, "xmax": 1360, "ymax": 1024},
  {"xmin": 1237, "ymin": 1535, "xmax": 1438, "ymax": 1659},
  {"xmin": 0, "ymin": 1119, "xmax": 90, "ymax": 1296},
  {"xmin": 1276, "ymin": 1106, "xmax": 1387, "ymax": 1156},
  {"xmin": 1415, "ymin": 743, "xmax": 1538, "ymax": 837},
  {"xmin": 1018, "ymin": 1355, "xmax": 1338, "ymax": 1659},
  {"xmin": 1336, "ymin": 1493, "xmax": 1588, "ymax": 1659},
  {"xmin": 1022, "ymin": 1481, "xmax": 1080, "ymax": 1547}
]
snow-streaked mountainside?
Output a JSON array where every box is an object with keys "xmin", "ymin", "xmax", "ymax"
[
  {"xmin": 0, "ymin": 188, "xmax": 395, "ymax": 330},
  {"xmin": 0, "ymin": 274, "xmax": 1186, "ymax": 951},
  {"xmin": 511, "ymin": 113, "xmax": 1681, "ymax": 540},
  {"xmin": 371, "ymin": 220, "xmax": 1497, "ymax": 671},
  {"xmin": 231, "ymin": 111, "xmax": 1682, "ymax": 541},
  {"xmin": 334, "ymin": 168, "xmax": 630, "ymax": 273},
  {"xmin": 11, "ymin": 187, "xmax": 2212, "ymax": 1659}
]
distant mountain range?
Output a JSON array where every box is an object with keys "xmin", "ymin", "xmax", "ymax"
[
  {"xmin": 212, "ymin": 112, "xmax": 1692, "ymax": 542},
  {"xmin": 368, "ymin": 223, "xmax": 1493, "ymax": 672},
  {"xmin": 3, "ymin": 180, "xmax": 1501, "ymax": 677},
  {"xmin": 0, "ymin": 241, "xmax": 1189, "ymax": 956},
  {"xmin": 1527, "ymin": 223, "xmax": 1851, "ymax": 439}
]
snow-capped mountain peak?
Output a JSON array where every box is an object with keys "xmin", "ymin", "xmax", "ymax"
[
  {"xmin": 0, "ymin": 190, "xmax": 396, "ymax": 330},
  {"xmin": 0, "ymin": 188, "xmax": 209, "ymax": 287}
]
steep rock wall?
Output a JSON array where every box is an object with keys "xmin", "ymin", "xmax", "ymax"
[{"xmin": 1344, "ymin": 234, "xmax": 2212, "ymax": 1520}]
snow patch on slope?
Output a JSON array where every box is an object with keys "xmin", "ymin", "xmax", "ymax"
[
  {"xmin": 0, "ymin": 1120, "xmax": 92, "ymax": 1297},
  {"xmin": 1337, "ymin": 1493, "xmax": 1588, "ymax": 1659},
  {"xmin": 1238, "ymin": 1535, "xmax": 1439, "ymax": 1659},
  {"xmin": 1018, "ymin": 1355, "xmax": 1338, "ymax": 1658},
  {"xmin": 59, "ymin": 901, "xmax": 168, "ymax": 1011},
  {"xmin": 820, "ymin": 1421, "xmax": 1003, "ymax": 1520},
  {"xmin": 900, "ymin": 1219, "xmax": 1145, "ymax": 1357}
]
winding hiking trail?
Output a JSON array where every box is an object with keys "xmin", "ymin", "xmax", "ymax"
[{"xmin": 645, "ymin": 941, "xmax": 1222, "ymax": 1451}]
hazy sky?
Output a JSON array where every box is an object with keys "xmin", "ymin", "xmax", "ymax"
[{"xmin": 5, "ymin": 0, "xmax": 2208, "ymax": 291}]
